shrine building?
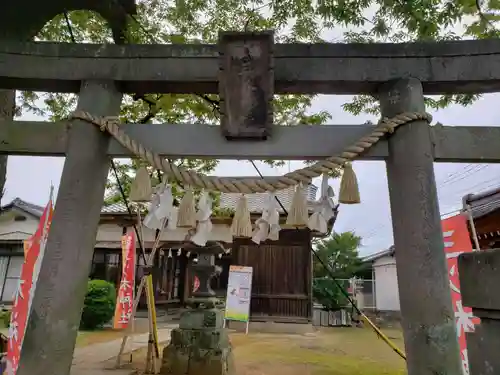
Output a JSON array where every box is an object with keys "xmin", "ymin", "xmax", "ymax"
[{"xmin": 0, "ymin": 182, "xmax": 336, "ymax": 326}]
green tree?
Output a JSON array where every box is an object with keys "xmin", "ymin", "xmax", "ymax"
[
  {"xmin": 313, "ymin": 231, "xmax": 363, "ymax": 279},
  {"xmin": 7, "ymin": 0, "xmax": 499, "ymax": 202},
  {"xmin": 27, "ymin": 5, "xmax": 332, "ymax": 205},
  {"xmin": 312, "ymin": 231, "xmax": 363, "ymax": 310}
]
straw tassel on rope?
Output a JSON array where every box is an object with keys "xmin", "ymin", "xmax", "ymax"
[
  {"xmin": 285, "ymin": 184, "xmax": 309, "ymax": 228},
  {"xmin": 129, "ymin": 166, "xmax": 152, "ymax": 203},
  {"xmin": 177, "ymin": 186, "xmax": 197, "ymax": 228},
  {"xmin": 231, "ymin": 195, "xmax": 253, "ymax": 238},
  {"xmin": 339, "ymin": 163, "xmax": 360, "ymax": 204}
]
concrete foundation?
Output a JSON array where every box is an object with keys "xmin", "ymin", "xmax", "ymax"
[
  {"xmin": 362, "ymin": 310, "xmax": 402, "ymax": 329},
  {"xmin": 227, "ymin": 320, "xmax": 314, "ymax": 334}
]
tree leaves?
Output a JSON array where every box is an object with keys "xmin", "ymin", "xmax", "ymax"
[
  {"xmin": 312, "ymin": 231, "xmax": 363, "ymax": 310},
  {"xmin": 12, "ymin": 0, "xmax": 498, "ymax": 206},
  {"xmin": 312, "ymin": 278, "xmax": 350, "ymax": 311},
  {"xmin": 313, "ymin": 231, "xmax": 363, "ymax": 279}
]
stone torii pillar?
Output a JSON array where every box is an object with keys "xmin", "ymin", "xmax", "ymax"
[
  {"xmin": 378, "ymin": 78, "xmax": 462, "ymax": 375},
  {"xmin": 17, "ymin": 80, "xmax": 122, "ymax": 375}
]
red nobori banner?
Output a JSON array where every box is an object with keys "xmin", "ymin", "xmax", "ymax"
[
  {"xmin": 113, "ymin": 232, "xmax": 136, "ymax": 329},
  {"xmin": 6, "ymin": 196, "xmax": 53, "ymax": 375},
  {"xmin": 442, "ymin": 213, "xmax": 481, "ymax": 375}
]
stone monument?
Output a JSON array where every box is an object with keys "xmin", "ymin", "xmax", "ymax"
[{"xmin": 160, "ymin": 252, "xmax": 235, "ymax": 375}]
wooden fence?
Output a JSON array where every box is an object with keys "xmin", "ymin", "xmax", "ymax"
[{"xmin": 312, "ymin": 305, "xmax": 352, "ymax": 327}]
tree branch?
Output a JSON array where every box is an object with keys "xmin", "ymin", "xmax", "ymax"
[
  {"xmin": 476, "ymin": 0, "xmax": 497, "ymax": 30},
  {"xmin": 198, "ymin": 94, "xmax": 220, "ymax": 113}
]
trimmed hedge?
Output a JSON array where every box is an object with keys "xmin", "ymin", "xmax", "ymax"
[
  {"xmin": 0, "ymin": 310, "xmax": 11, "ymax": 328},
  {"xmin": 80, "ymin": 279, "xmax": 116, "ymax": 330}
]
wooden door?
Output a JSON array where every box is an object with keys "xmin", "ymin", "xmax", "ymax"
[{"xmin": 233, "ymin": 229, "xmax": 312, "ymax": 323}]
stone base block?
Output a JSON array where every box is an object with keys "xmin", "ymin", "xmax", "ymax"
[
  {"xmin": 160, "ymin": 327, "xmax": 235, "ymax": 375},
  {"xmin": 179, "ymin": 308, "xmax": 224, "ymax": 330}
]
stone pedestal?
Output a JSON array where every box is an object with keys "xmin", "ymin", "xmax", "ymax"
[
  {"xmin": 458, "ymin": 248, "xmax": 500, "ymax": 375},
  {"xmin": 160, "ymin": 253, "xmax": 235, "ymax": 375},
  {"xmin": 161, "ymin": 309, "xmax": 235, "ymax": 375}
]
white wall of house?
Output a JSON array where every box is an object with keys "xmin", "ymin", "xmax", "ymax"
[
  {"xmin": 0, "ymin": 208, "xmax": 38, "ymax": 241},
  {"xmin": 373, "ymin": 255, "xmax": 400, "ymax": 311}
]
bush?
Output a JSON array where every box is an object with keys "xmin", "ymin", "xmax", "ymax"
[
  {"xmin": 0, "ymin": 310, "xmax": 11, "ymax": 328},
  {"xmin": 80, "ymin": 279, "xmax": 116, "ymax": 330}
]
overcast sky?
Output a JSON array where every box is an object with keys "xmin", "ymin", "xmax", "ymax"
[{"xmin": 5, "ymin": 93, "xmax": 500, "ymax": 256}]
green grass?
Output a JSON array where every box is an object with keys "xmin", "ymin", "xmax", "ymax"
[
  {"xmin": 126, "ymin": 326, "xmax": 406, "ymax": 375},
  {"xmin": 230, "ymin": 327, "xmax": 406, "ymax": 375}
]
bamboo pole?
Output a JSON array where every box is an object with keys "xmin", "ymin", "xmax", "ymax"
[{"xmin": 465, "ymin": 204, "xmax": 481, "ymax": 251}]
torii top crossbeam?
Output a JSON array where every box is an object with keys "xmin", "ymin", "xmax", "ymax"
[
  {"xmin": 1, "ymin": 38, "xmax": 500, "ymax": 95},
  {"xmin": 2, "ymin": 38, "xmax": 500, "ymax": 164}
]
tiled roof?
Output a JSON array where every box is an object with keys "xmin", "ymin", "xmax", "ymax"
[
  {"xmin": 4, "ymin": 183, "xmax": 320, "ymax": 218},
  {"xmin": 464, "ymin": 187, "xmax": 500, "ymax": 219},
  {"xmin": 102, "ymin": 184, "xmax": 320, "ymax": 216},
  {"xmin": 2, "ymin": 198, "xmax": 44, "ymax": 217},
  {"xmin": 101, "ymin": 202, "xmax": 130, "ymax": 214},
  {"xmin": 2, "ymin": 198, "xmax": 131, "ymax": 217},
  {"xmin": 361, "ymin": 246, "xmax": 395, "ymax": 263},
  {"xmin": 219, "ymin": 184, "xmax": 318, "ymax": 213}
]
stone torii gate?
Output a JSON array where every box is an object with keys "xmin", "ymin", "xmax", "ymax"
[{"xmin": 2, "ymin": 2, "xmax": 500, "ymax": 375}]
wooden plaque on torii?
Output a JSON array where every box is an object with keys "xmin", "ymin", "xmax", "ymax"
[{"xmin": 218, "ymin": 31, "xmax": 274, "ymax": 140}]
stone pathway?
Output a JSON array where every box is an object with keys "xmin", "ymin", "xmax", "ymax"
[{"xmin": 70, "ymin": 325, "xmax": 176, "ymax": 375}]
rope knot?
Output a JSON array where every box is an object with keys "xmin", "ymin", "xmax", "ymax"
[
  {"xmin": 68, "ymin": 110, "xmax": 119, "ymax": 132},
  {"xmin": 102, "ymin": 116, "xmax": 120, "ymax": 132}
]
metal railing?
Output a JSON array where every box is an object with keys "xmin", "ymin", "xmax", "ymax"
[
  {"xmin": 313, "ymin": 278, "xmax": 376, "ymax": 310},
  {"xmin": 336, "ymin": 278, "xmax": 376, "ymax": 310}
]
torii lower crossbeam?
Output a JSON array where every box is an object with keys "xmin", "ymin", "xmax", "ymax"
[{"xmin": 1, "ymin": 120, "xmax": 500, "ymax": 162}]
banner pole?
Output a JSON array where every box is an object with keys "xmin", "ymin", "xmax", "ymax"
[
  {"xmin": 114, "ymin": 231, "xmax": 138, "ymax": 367},
  {"xmin": 116, "ymin": 217, "xmax": 166, "ymax": 369}
]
